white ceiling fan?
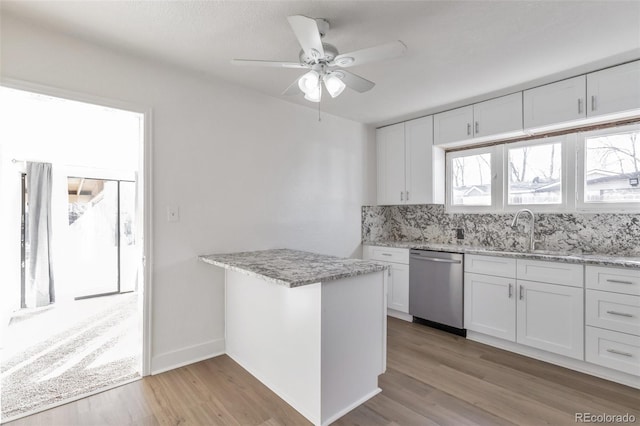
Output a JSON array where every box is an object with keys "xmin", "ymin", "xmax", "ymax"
[{"xmin": 231, "ymin": 15, "xmax": 407, "ymax": 103}]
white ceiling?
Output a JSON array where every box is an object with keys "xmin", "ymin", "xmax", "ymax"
[{"xmin": 2, "ymin": 1, "xmax": 639, "ymax": 125}]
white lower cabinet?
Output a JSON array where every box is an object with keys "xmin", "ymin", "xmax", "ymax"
[
  {"xmin": 586, "ymin": 327, "xmax": 640, "ymax": 376},
  {"xmin": 464, "ymin": 273, "xmax": 515, "ymax": 341},
  {"xmin": 584, "ymin": 265, "xmax": 640, "ymax": 377},
  {"xmin": 363, "ymin": 246, "xmax": 410, "ymax": 319},
  {"xmin": 465, "ymin": 256, "xmax": 585, "ymax": 360},
  {"xmin": 387, "ymin": 262, "xmax": 409, "ymax": 313},
  {"xmin": 516, "ymin": 280, "xmax": 584, "ymax": 360}
]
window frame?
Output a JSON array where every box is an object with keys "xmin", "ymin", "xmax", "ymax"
[
  {"xmin": 446, "ymin": 145, "xmax": 502, "ymax": 213},
  {"xmin": 502, "ymin": 135, "xmax": 575, "ymax": 213},
  {"xmin": 576, "ymin": 123, "xmax": 640, "ymax": 212}
]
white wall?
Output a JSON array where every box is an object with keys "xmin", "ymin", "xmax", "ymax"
[{"xmin": 0, "ymin": 12, "xmax": 376, "ymax": 373}]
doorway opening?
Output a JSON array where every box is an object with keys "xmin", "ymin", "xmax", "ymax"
[{"xmin": 0, "ymin": 85, "xmax": 147, "ymax": 423}]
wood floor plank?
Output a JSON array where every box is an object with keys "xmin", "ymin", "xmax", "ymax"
[{"xmin": 6, "ymin": 317, "xmax": 639, "ymax": 426}]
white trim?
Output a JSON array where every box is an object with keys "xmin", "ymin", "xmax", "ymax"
[
  {"xmin": 467, "ymin": 331, "xmax": 640, "ymax": 390},
  {"xmin": 387, "ymin": 309, "xmax": 413, "ymax": 322},
  {"xmin": 576, "ymin": 123, "xmax": 640, "ymax": 212},
  {"xmin": 0, "ymin": 78, "xmax": 153, "ymax": 377},
  {"xmin": 321, "ymin": 388, "xmax": 382, "ymax": 426},
  {"xmin": 0, "ymin": 376, "xmax": 142, "ymax": 424},
  {"xmin": 151, "ymin": 338, "xmax": 225, "ymax": 375}
]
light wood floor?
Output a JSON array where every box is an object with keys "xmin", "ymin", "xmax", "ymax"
[{"xmin": 6, "ymin": 317, "xmax": 640, "ymax": 426}]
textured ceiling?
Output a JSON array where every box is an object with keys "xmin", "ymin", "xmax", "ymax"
[{"xmin": 2, "ymin": 1, "xmax": 639, "ymax": 125}]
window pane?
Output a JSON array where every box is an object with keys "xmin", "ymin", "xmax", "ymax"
[
  {"xmin": 508, "ymin": 142, "xmax": 562, "ymax": 205},
  {"xmin": 451, "ymin": 153, "xmax": 492, "ymax": 206},
  {"xmin": 585, "ymin": 130, "xmax": 640, "ymax": 203}
]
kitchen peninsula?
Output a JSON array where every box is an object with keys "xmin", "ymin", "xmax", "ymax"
[{"xmin": 199, "ymin": 249, "xmax": 388, "ymax": 426}]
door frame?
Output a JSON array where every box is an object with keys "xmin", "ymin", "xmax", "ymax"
[
  {"xmin": 67, "ymin": 176, "xmax": 136, "ymax": 301},
  {"xmin": 2, "ymin": 77, "xmax": 154, "ymax": 377}
]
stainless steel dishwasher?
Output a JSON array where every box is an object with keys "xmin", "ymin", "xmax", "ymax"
[{"xmin": 409, "ymin": 250, "xmax": 465, "ymax": 336}]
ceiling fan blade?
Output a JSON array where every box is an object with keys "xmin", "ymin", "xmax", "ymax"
[
  {"xmin": 287, "ymin": 15, "xmax": 325, "ymax": 61},
  {"xmin": 337, "ymin": 71, "xmax": 375, "ymax": 93},
  {"xmin": 282, "ymin": 77, "xmax": 302, "ymax": 96},
  {"xmin": 231, "ymin": 59, "xmax": 309, "ymax": 69},
  {"xmin": 332, "ymin": 41, "xmax": 407, "ymax": 68}
]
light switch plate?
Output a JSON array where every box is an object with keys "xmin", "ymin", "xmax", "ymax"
[{"xmin": 167, "ymin": 205, "xmax": 180, "ymax": 222}]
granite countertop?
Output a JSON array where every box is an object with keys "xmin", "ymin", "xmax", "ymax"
[
  {"xmin": 199, "ymin": 248, "xmax": 388, "ymax": 288},
  {"xmin": 364, "ymin": 240, "xmax": 640, "ymax": 269}
]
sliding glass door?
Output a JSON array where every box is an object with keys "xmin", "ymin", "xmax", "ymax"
[{"xmin": 67, "ymin": 177, "xmax": 136, "ymax": 299}]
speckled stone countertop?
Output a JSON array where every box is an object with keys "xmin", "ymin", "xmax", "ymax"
[
  {"xmin": 364, "ymin": 240, "xmax": 640, "ymax": 269},
  {"xmin": 199, "ymin": 248, "xmax": 388, "ymax": 288}
]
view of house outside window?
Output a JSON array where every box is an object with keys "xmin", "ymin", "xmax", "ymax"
[
  {"xmin": 451, "ymin": 153, "xmax": 492, "ymax": 206},
  {"xmin": 584, "ymin": 129, "xmax": 640, "ymax": 203},
  {"xmin": 507, "ymin": 142, "xmax": 562, "ymax": 205}
]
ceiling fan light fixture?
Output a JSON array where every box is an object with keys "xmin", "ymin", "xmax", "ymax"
[
  {"xmin": 298, "ymin": 70, "xmax": 320, "ymax": 95},
  {"xmin": 304, "ymin": 86, "xmax": 322, "ymax": 103},
  {"xmin": 324, "ymin": 72, "xmax": 346, "ymax": 98}
]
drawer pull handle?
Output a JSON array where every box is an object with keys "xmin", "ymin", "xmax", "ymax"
[
  {"xmin": 606, "ymin": 348, "xmax": 633, "ymax": 357},
  {"xmin": 381, "ymin": 253, "xmax": 392, "ymax": 257},
  {"xmin": 508, "ymin": 283, "xmax": 513, "ymax": 298},
  {"xmin": 606, "ymin": 310, "xmax": 634, "ymax": 318},
  {"xmin": 606, "ymin": 279, "xmax": 634, "ymax": 285}
]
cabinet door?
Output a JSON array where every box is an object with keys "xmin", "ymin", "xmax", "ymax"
[
  {"xmin": 405, "ymin": 116, "xmax": 436, "ymax": 204},
  {"xmin": 434, "ymin": 105, "xmax": 473, "ymax": 145},
  {"xmin": 464, "ymin": 273, "xmax": 516, "ymax": 341},
  {"xmin": 523, "ymin": 75, "xmax": 586, "ymax": 129},
  {"xmin": 516, "ymin": 280, "xmax": 584, "ymax": 360},
  {"xmin": 473, "ymin": 92, "xmax": 523, "ymax": 138},
  {"xmin": 587, "ymin": 61, "xmax": 640, "ymax": 117},
  {"xmin": 388, "ymin": 262, "xmax": 410, "ymax": 313},
  {"xmin": 376, "ymin": 123, "xmax": 406, "ymax": 205}
]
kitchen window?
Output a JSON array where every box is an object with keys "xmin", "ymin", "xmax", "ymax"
[
  {"xmin": 447, "ymin": 146, "xmax": 501, "ymax": 212},
  {"xmin": 505, "ymin": 136, "xmax": 570, "ymax": 211},
  {"xmin": 577, "ymin": 123, "xmax": 640, "ymax": 210},
  {"xmin": 446, "ymin": 123, "xmax": 640, "ymax": 213}
]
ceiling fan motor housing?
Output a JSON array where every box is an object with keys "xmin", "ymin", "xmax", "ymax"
[{"xmin": 299, "ymin": 43, "xmax": 339, "ymax": 65}]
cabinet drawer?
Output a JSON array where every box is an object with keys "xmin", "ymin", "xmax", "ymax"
[
  {"xmin": 465, "ymin": 255, "xmax": 516, "ymax": 277},
  {"xmin": 364, "ymin": 246, "xmax": 409, "ymax": 264},
  {"xmin": 516, "ymin": 259, "xmax": 583, "ymax": 287},
  {"xmin": 586, "ymin": 266, "xmax": 640, "ymax": 295},
  {"xmin": 586, "ymin": 290, "xmax": 640, "ymax": 336},
  {"xmin": 586, "ymin": 326, "xmax": 640, "ymax": 376}
]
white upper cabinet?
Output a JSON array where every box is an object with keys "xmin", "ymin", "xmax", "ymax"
[
  {"xmin": 405, "ymin": 116, "xmax": 444, "ymax": 205},
  {"xmin": 587, "ymin": 61, "xmax": 640, "ymax": 118},
  {"xmin": 434, "ymin": 93, "xmax": 523, "ymax": 145},
  {"xmin": 473, "ymin": 92, "xmax": 523, "ymax": 138},
  {"xmin": 376, "ymin": 123, "xmax": 405, "ymax": 205},
  {"xmin": 434, "ymin": 105, "xmax": 473, "ymax": 145},
  {"xmin": 376, "ymin": 116, "xmax": 444, "ymax": 205},
  {"xmin": 524, "ymin": 75, "xmax": 587, "ymax": 129}
]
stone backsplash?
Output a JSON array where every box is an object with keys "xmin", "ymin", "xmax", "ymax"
[{"xmin": 362, "ymin": 204, "xmax": 640, "ymax": 256}]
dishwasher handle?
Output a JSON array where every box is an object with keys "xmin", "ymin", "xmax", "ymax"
[{"xmin": 410, "ymin": 255, "xmax": 462, "ymax": 264}]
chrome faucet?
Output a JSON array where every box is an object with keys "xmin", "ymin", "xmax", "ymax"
[{"xmin": 511, "ymin": 209, "xmax": 539, "ymax": 251}]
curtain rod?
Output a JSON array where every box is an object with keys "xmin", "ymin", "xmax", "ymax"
[{"xmin": 11, "ymin": 158, "xmax": 137, "ymax": 173}]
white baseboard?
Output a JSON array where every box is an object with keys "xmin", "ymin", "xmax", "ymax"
[
  {"xmin": 387, "ymin": 309, "xmax": 412, "ymax": 322},
  {"xmin": 151, "ymin": 338, "xmax": 225, "ymax": 375},
  {"xmin": 467, "ymin": 331, "xmax": 640, "ymax": 390},
  {"xmin": 321, "ymin": 387, "xmax": 382, "ymax": 426}
]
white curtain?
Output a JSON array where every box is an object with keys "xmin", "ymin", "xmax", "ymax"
[{"xmin": 26, "ymin": 162, "xmax": 55, "ymax": 307}]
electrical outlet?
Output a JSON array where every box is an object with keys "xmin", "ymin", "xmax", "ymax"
[
  {"xmin": 456, "ymin": 228, "xmax": 464, "ymax": 240},
  {"xmin": 167, "ymin": 205, "xmax": 180, "ymax": 222}
]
